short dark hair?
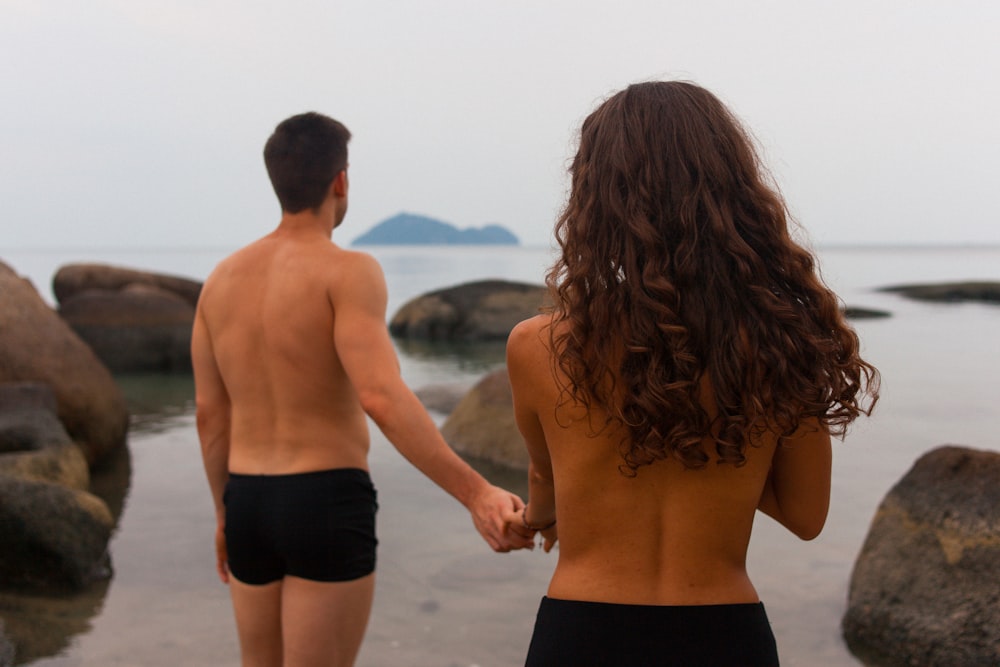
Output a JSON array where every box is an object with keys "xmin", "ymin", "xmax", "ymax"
[{"xmin": 263, "ymin": 112, "xmax": 351, "ymax": 213}]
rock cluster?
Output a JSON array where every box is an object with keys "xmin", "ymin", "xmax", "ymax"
[
  {"xmin": 54, "ymin": 263, "xmax": 201, "ymax": 373},
  {"xmin": 843, "ymin": 445, "xmax": 1000, "ymax": 666}
]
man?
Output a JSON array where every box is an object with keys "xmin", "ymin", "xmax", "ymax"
[{"xmin": 192, "ymin": 112, "xmax": 531, "ymax": 667}]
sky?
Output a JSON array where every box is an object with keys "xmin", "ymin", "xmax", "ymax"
[{"xmin": 2, "ymin": 0, "xmax": 998, "ymax": 250}]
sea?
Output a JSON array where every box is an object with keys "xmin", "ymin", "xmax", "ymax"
[{"xmin": 2, "ymin": 243, "xmax": 999, "ymax": 666}]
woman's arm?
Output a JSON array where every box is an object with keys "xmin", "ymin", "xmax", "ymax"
[
  {"xmin": 507, "ymin": 317, "xmax": 558, "ymax": 551},
  {"xmin": 757, "ymin": 419, "xmax": 832, "ymax": 540}
]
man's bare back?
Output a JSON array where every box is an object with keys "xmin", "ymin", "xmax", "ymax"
[{"xmin": 196, "ymin": 228, "xmax": 375, "ymax": 475}]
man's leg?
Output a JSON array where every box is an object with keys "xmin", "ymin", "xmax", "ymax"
[
  {"xmin": 230, "ymin": 577, "xmax": 284, "ymax": 667},
  {"xmin": 281, "ymin": 573, "xmax": 376, "ymax": 667}
]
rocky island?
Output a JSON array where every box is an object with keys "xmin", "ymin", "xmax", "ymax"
[{"xmin": 351, "ymin": 212, "xmax": 519, "ymax": 246}]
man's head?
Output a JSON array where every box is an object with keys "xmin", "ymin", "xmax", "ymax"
[{"xmin": 264, "ymin": 112, "xmax": 351, "ymax": 214}]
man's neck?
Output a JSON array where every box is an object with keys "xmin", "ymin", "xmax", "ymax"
[{"xmin": 276, "ymin": 208, "xmax": 336, "ymax": 239}]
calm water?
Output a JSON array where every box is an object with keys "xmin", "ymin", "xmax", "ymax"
[{"xmin": 2, "ymin": 244, "xmax": 999, "ymax": 666}]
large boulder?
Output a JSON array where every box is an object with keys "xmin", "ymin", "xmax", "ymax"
[
  {"xmin": 0, "ymin": 474, "xmax": 113, "ymax": 591},
  {"xmin": 53, "ymin": 264, "xmax": 201, "ymax": 373},
  {"xmin": 441, "ymin": 369, "xmax": 527, "ymax": 470},
  {"xmin": 53, "ymin": 263, "xmax": 201, "ymax": 307},
  {"xmin": 0, "ymin": 262, "xmax": 128, "ymax": 464},
  {"xmin": 58, "ymin": 284, "xmax": 195, "ymax": 373},
  {"xmin": 842, "ymin": 445, "xmax": 1000, "ymax": 666},
  {"xmin": 390, "ymin": 280, "xmax": 548, "ymax": 341},
  {"xmin": 0, "ymin": 383, "xmax": 113, "ymax": 592}
]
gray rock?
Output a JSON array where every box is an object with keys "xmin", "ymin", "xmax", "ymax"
[
  {"xmin": 58, "ymin": 283, "xmax": 195, "ymax": 373},
  {"xmin": 0, "ymin": 473, "xmax": 113, "ymax": 591},
  {"xmin": 53, "ymin": 263, "xmax": 202, "ymax": 308},
  {"xmin": 879, "ymin": 281, "xmax": 1000, "ymax": 304},
  {"xmin": 441, "ymin": 369, "xmax": 528, "ymax": 470},
  {"xmin": 842, "ymin": 445, "xmax": 1000, "ymax": 667},
  {"xmin": 0, "ymin": 262, "xmax": 128, "ymax": 465},
  {"xmin": 390, "ymin": 280, "xmax": 549, "ymax": 341}
]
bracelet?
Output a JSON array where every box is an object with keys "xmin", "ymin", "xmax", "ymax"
[{"xmin": 521, "ymin": 506, "xmax": 556, "ymax": 531}]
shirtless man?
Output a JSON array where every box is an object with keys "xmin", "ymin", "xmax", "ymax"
[{"xmin": 192, "ymin": 112, "xmax": 531, "ymax": 667}]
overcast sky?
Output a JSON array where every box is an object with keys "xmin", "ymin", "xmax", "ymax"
[{"xmin": 2, "ymin": 0, "xmax": 998, "ymax": 250}]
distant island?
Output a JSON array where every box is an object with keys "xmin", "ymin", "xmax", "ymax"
[{"xmin": 351, "ymin": 212, "xmax": 519, "ymax": 246}]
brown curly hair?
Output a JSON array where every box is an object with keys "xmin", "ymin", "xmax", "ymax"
[{"xmin": 547, "ymin": 81, "xmax": 879, "ymax": 474}]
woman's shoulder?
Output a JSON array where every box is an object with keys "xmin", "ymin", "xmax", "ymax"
[
  {"xmin": 507, "ymin": 314, "xmax": 556, "ymax": 366},
  {"xmin": 508, "ymin": 314, "xmax": 556, "ymax": 349}
]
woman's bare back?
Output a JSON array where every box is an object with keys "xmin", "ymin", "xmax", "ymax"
[{"xmin": 509, "ymin": 315, "xmax": 795, "ymax": 606}]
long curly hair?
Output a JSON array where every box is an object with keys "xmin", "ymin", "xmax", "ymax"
[{"xmin": 547, "ymin": 81, "xmax": 879, "ymax": 474}]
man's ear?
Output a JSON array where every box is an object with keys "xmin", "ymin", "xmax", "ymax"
[{"xmin": 332, "ymin": 169, "xmax": 349, "ymax": 197}]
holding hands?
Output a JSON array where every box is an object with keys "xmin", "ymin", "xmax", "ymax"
[{"xmin": 504, "ymin": 505, "xmax": 558, "ymax": 553}]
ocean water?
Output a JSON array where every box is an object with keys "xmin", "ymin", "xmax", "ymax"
[{"xmin": 2, "ymin": 244, "xmax": 999, "ymax": 666}]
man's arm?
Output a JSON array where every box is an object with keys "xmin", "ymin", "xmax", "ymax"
[
  {"xmin": 332, "ymin": 252, "xmax": 532, "ymax": 552},
  {"xmin": 191, "ymin": 300, "xmax": 233, "ymax": 582}
]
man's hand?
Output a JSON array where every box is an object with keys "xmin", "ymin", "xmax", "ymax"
[
  {"xmin": 468, "ymin": 485, "xmax": 534, "ymax": 552},
  {"xmin": 215, "ymin": 517, "xmax": 229, "ymax": 584},
  {"xmin": 502, "ymin": 507, "xmax": 558, "ymax": 553}
]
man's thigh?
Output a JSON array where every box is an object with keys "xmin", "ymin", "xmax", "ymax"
[
  {"xmin": 281, "ymin": 574, "xmax": 376, "ymax": 667},
  {"xmin": 230, "ymin": 577, "xmax": 283, "ymax": 667}
]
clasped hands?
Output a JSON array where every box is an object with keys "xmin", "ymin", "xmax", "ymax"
[{"xmin": 503, "ymin": 505, "xmax": 558, "ymax": 553}]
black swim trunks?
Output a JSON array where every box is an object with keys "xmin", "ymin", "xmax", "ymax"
[
  {"xmin": 224, "ymin": 468, "xmax": 378, "ymax": 585},
  {"xmin": 525, "ymin": 596, "xmax": 780, "ymax": 666}
]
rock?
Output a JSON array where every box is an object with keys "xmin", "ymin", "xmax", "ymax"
[
  {"xmin": 843, "ymin": 306, "xmax": 891, "ymax": 319},
  {"xmin": 0, "ymin": 473, "xmax": 113, "ymax": 591},
  {"xmin": 842, "ymin": 445, "xmax": 1000, "ymax": 667},
  {"xmin": 0, "ymin": 619, "xmax": 13, "ymax": 667},
  {"xmin": 441, "ymin": 369, "xmax": 528, "ymax": 470},
  {"xmin": 0, "ymin": 383, "xmax": 89, "ymax": 490},
  {"xmin": 879, "ymin": 281, "xmax": 1000, "ymax": 304},
  {"xmin": 0, "ymin": 622, "xmax": 13, "ymax": 667},
  {"xmin": 58, "ymin": 284, "xmax": 195, "ymax": 373},
  {"xmin": 415, "ymin": 382, "xmax": 473, "ymax": 415},
  {"xmin": 53, "ymin": 263, "xmax": 201, "ymax": 308},
  {"xmin": 0, "ymin": 383, "xmax": 112, "ymax": 593},
  {"xmin": 390, "ymin": 280, "xmax": 549, "ymax": 341},
  {"xmin": 0, "ymin": 262, "xmax": 128, "ymax": 465}
]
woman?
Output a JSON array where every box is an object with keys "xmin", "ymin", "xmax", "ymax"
[{"xmin": 506, "ymin": 81, "xmax": 879, "ymax": 666}]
